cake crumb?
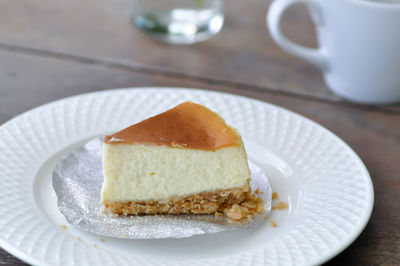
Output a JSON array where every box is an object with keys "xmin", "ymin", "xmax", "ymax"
[
  {"xmin": 60, "ymin": 225, "xmax": 68, "ymax": 230},
  {"xmin": 121, "ymin": 234, "xmax": 127, "ymax": 238},
  {"xmin": 225, "ymin": 204, "xmax": 243, "ymax": 220},
  {"xmin": 77, "ymin": 237, "xmax": 81, "ymax": 241},
  {"xmin": 100, "ymin": 238, "xmax": 105, "ymax": 242},
  {"xmin": 270, "ymin": 220, "xmax": 277, "ymax": 228},
  {"xmin": 272, "ymin": 192, "xmax": 278, "ymax": 200},
  {"xmin": 272, "ymin": 202, "xmax": 288, "ymax": 210},
  {"xmin": 93, "ymin": 244, "xmax": 97, "ymax": 248}
]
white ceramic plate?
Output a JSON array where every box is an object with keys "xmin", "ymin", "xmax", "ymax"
[{"xmin": 0, "ymin": 88, "xmax": 373, "ymax": 266}]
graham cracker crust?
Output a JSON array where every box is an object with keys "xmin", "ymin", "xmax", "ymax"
[{"xmin": 102, "ymin": 185, "xmax": 264, "ymax": 221}]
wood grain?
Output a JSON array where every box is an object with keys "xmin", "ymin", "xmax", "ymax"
[
  {"xmin": 1, "ymin": 0, "xmax": 399, "ymax": 114},
  {"xmin": 0, "ymin": 0, "xmax": 341, "ymax": 102},
  {"xmin": 0, "ymin": 50, "xmax": 399, "ymax": 265}
]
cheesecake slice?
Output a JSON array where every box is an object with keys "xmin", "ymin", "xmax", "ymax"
[{"xmin": 101, "ymin": 102, "xmax": 263, "ymax": 220}]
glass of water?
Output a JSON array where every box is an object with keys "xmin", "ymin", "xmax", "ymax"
[{"xmin": 132, "ymin": 0, "xmax": 224, "ymax": 44}]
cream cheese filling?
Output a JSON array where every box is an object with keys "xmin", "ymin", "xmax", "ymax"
[{"xmin": 101, "ymin": 143, "xmax": 250, "ymax": 202}]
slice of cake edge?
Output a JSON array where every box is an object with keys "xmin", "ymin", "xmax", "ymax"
[{"xmin": 100, "ymin": 101, "xmax": 264, "ymax": 220}]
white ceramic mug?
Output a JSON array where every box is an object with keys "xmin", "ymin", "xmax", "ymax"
[{"xmin": 267, "ymin": 0, "xmax": 400, "ymax": 104}]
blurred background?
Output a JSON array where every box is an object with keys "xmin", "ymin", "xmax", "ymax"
[{"xmin": 0, "ymin": 0, "xmax": 331, "ymax": 123}]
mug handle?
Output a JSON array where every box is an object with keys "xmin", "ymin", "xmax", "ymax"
[{"xmin": 267, "ymin": 0, "xmax": 327, "ymax": 70}]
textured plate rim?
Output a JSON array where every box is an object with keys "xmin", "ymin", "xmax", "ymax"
[{"xmin": 0, "ymin": 87, "xmax": 374, "ymax": 266}]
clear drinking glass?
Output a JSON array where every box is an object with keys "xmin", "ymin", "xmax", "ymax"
[{"xmin": 132, "ymin": 0, "xmax": 224, "ymax": 44}]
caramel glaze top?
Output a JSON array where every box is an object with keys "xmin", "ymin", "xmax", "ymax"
[{"xmin": 104, "ymin": 101, "xmax": 242, "ymax": 150}]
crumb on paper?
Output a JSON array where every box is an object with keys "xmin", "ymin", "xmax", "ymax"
[
  {"xmin": 93, "ymin": 244, "xmax": 98, "ymax": 248},
  {"xmin": 269, "ymin": 220, "xmax": 277, "ymax": 228},
  {"xmin": 77, "ymin": 237, "xmax": 81, "ymax": 240},
  {"xmin": 60, "ymin": 225, "xmax": 68, "ymax": 230},
  {"xmin": 100, "ymin": 238, "xmax": 105, "ymax": 242},
  {"xmin": 272, "ymin": 202, "xmax": 288, "ymax": 210},
  {"xmin": 272, "ymin": 192, "xmax": 278, "ymax": 200},
  {"xmin": 254, "ymin": 189, "xmax": 265, "ymax": 195},
  {"xmin": 121, "ymin": 234, "xmax": 127, "ymax": 238}
]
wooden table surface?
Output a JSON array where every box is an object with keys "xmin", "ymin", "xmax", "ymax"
[{"xmin": 0, "ymin": 0, "xmax": 399, "ymax": 265}]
